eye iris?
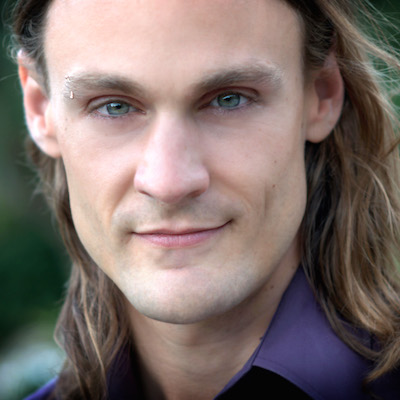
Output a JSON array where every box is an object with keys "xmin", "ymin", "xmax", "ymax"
[
  {"xmin": 217, "ymin": 93, "xmax": 241, "ymax": 108},
  {"xmin": 106, "ymin": 102, "xmax": 130, "ymax": 115}
]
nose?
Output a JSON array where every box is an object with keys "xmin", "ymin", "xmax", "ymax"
[{"xmin": 134, "ymin": 114, "xmax": 210, "ymax": 204}]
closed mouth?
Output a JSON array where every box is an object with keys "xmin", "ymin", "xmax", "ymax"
[{"xmin": 133, "ymin": 222, "xmax": 229, "ymax": 248}]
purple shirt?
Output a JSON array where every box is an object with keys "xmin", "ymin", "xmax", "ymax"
[{"xmin": 25, "ymin": 268, "xmax": 400, "ymax": 399}]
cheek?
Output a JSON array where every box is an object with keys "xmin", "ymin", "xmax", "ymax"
[
  {"xmin": 59, "ymin": 139, "xmax": 132, "ymax": 268},
  {"xmin": 63, "ymin": 161, "xmax": 106, "ymax": 250},
  {"xmin": 208, "ymin": 117, "xmax": 306, "ymax": 201},
  {"xmin": 265, "ymin": 136, "xmax": 307, "ymax": 216},
  {"xmin": 59, "ymin": 123, "xmax": 137, "ymax": 220},
  {"xmin": 228, "ymin": 124, "xmax": 307, "ymax": 244}
]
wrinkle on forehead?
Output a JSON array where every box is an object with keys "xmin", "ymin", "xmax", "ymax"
[
  {"xmin": 45, "ymin": 0, "xmax": 303, "ymax": 99},
  {"xmin": 46, "ymin": 0, "xmax": 301, "ymax": 49}
]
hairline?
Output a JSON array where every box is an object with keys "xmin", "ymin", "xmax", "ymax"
[{"xmin": 26, "ymin": 0, "xmax": 312, "ymax": 96}]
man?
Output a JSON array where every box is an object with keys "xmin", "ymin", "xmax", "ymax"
[{"xmin": 12, "ymin": 0, "xmax": 400, "ymax": 398}]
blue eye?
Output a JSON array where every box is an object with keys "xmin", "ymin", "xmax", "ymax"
[
  {"xmin": 210, "ymin": 93, "xmax": 248, "ymax": 109},
  {"xmin": 97, "ymin": 101, "xmax": 134, "ymax": 116}
]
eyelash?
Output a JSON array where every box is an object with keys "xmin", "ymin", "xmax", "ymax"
[
  {"xmin": 207, "ymin": 91, "xmax": 253, "ymax": 112},
  {"xmin": 88, "ymin": 98, "xmax": 142, "ymax": 120},
  {"xmin": 88, "ymin": 90, "xmax": 256, "ymax": 120}
]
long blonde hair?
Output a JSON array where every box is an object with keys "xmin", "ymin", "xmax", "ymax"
[
  {"xmin": 11, "ymin": 0, "xmax": 400, "ymax": 397},
  {"xmin": 287, "ymin": 0, "xmax": 400, "ymax": 381}
]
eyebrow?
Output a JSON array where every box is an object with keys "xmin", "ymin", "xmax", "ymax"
[
  {"xmin": 63, "ymin": 73, "xmax": 146, "ymax": 99},
  {"xmin": 192, "ymin": 63, "xmax": 283, "ymax": 93},
  {"xmin": 62, "ymin": 63, "xmax": 283, "ymax": 100}
]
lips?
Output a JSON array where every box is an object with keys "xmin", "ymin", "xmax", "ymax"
[{"xmin": 133, "ymin": 223, "xmax": 228, "ymax": 248}]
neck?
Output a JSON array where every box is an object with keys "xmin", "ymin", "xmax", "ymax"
[
  {"xmin": 131, "ymin": 306, "xmax": 268, "ymax": 400},
  {"xmin": 127, "ymin": 263, "xmax": 298, "ymax": 400}
]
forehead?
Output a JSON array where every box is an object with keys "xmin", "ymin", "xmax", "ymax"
[{"xmin": 44, "ymin": 0, "xmax": 302, "ymax": 91}]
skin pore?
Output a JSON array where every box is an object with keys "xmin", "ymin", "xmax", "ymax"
[{"xmin": 19, "ymin": 0, "xmax": 344, "ymax": 398}]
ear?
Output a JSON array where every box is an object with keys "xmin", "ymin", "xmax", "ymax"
[
  {"xmin": 18, "ymin": 56, "xmax": 61, "ymax": 158},
  {"xmin": 305, "ymin": 52, "xmax": 344, "ymax": 143}
]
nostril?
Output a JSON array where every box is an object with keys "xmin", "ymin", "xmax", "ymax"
[{"xmin": 133, "ymin": 162, "xmax": 210, "ymax": 204}]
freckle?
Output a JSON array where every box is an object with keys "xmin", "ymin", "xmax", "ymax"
[{"xmin": 272, "ymin": 184, "xmax": 276, "ymax": 189}]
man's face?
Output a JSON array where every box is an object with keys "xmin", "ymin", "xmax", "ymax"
[{"xmin": 41, "ymin": 0, "xmax": 317, "ymax": 324}]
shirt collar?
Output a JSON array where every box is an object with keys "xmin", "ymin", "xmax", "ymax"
[
  {"xmin": 218, "ymin": 267, "xmax": 370, "ymax": 400},
  {"xmin": 108, "ymin": 267, "xmax": 396, "ymax": 400}
]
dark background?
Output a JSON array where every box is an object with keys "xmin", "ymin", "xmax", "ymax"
[
  {"xmin": 0, "ymin": 1, "xmax": 69, "ymax": 398},
  {"xmin": 0, "ymin": 0, "xmax": 399, "ymax": 399}
]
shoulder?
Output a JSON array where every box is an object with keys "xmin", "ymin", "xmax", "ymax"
[
  {"xmin": 253, "ymin": 268, "xmax": 400, "ymax": 399},
  {"xmin": 24, "ymin": 378, "xmax": 57, "ymax": 400}
]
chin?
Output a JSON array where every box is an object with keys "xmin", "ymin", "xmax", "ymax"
[{"xmin": 125, "ymin": 285, "xmax": 246, "ymax": 326}]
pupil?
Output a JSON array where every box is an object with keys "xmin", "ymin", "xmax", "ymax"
[
  {"xmin": 218, "ymin": 94, "xmax": 240, "ymax": 108},
  {"xmin": 107, "ymin": 102, "xmax": 128, "ymax": 114}
]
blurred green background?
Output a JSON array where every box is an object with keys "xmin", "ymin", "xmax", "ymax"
[
  {"xmin": 0, "ymin": 0, "xmax": 399, "ymax": 399},
  {"xmin": 1, "ymin": 0, "xmax": 69, "ymax": 398}
]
